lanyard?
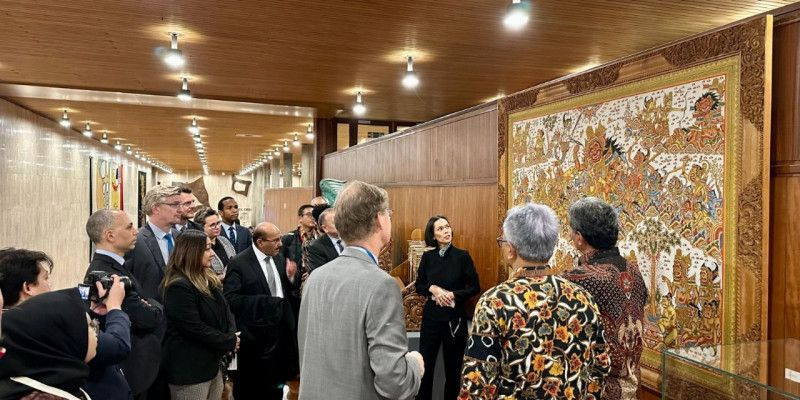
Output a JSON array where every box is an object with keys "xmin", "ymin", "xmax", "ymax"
[{"xmin": 351, "ymin": 246, "xmax": 379, "ymax": 266}]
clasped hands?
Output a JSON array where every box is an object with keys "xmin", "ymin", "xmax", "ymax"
[{"xmin": 429, "ymin": 285, "xmax": 455, "ymax": 308}]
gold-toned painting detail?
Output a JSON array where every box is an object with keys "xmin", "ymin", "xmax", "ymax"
[{"xmin": 509, "ymin": 69, "xmax": 734, "ymax": 367}]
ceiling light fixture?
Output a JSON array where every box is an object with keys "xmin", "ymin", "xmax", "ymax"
[
  {"xmin": 352, "ymin": 91, "xmax": 366, "ymax": 116},
  {"xmin": 59, "ymin": 110, "xmax": 71, "ymax": 128},
  {"xmin": 100, "ymin": 131, "xmax": 109, "ymax": 144},
  {"xmin": 82, "ymin": 123, "xmax": 93, "ymax": 138},
  {"xmin": 305, "ymin": 123, "xmax": 314, "ymax": 140},
  {"xmin": 283, "ymin": 140, "xmax": 290, "ymax": 152},
  {"xmin": 504, "ymin": 0, "xmax": 531, "ymax": 30},
  {"xmin": 164, "ymin": 32, "xmax": 186, "ymax": 69},
  {"xmin": 193, "ymin": 135, "xmax": 201, "ymax": 143},
  {"xmin": 268, "ymin": 154, "xmax": 274, "ymax": 161},
  {"xmin": 293, "ymin": 134, "xmax": 300, "ymax": 146},
  {"xmin": 177, "ymin": 78, "xmax": 192, "ymax": 101},
  {"xmin": 402, "ymin": 56, "xmax": 419, "ymax": 89},
  {"xmin": 273, "ymin": 147, "xmax": 280, "ymax": 157},
  {"xmin": 188, "ymin": 118, "xmax": 200, "ymax": 134},
  {"xmin": 126, "ymin": 146, "xmax": 132, "ymax": 155},
  {"xmin": 114, "ymin": 141, "xmax": 122, "ymax": 151}
]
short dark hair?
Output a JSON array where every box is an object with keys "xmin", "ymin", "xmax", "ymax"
[
  {"xmin": 218, "ymin": 196, "xmax": 235, "ymax": 211},
  {"xmin": 424, "ymin": 215, "xmax": 449, "ymax": 247},
  {"xmin": 312, "ymin": 204, "xmax": 330, "ymax": 222},
  {"xmin": 568, "ymin": 197, "xmax": 619, "ymax": 250},
  {"xmin": 179, "ymin": 187, "xmax": 193, "ymax": 194},
  {"xmin": 297, "ymin": 204, "xmax": 313, "ymax": 217},
  {"xmin": 0, "ymin": 248, "xmax": 54, "ymax": 306}
]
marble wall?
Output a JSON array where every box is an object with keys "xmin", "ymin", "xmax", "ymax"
[{"xmin": 0, "ymin": 98, "xmax": 152, "ymax": 291}]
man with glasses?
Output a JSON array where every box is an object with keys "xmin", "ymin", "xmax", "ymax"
[
  {"xmin": 280, "ymin": 204, "xmax": 316, "ymax": 280},
  {"xmin": 124, "ymin": 185, "xmax": 182, "ymax": 302},
  {"xmin": 224, "ymin": 222, "xmax": 299, "ymax": 400},
  {"xmin": 174, "ymin": 187, "xmax": 200, "ymax": 233}
]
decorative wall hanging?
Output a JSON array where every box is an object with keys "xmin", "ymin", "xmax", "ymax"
[
  {"xmin": 498, "ymin": 16, "xmax": 772, "ymax": 394},
  {"xmin": 137, "ymin": 171, "xmax": 147, "ymax": 227},
  {"xmin": 91, "ymin": 157, "xmax": 123, "ymax": 211},
  {"xmin": 231, "ymin": 176, "xmax": 251, "ymax": 196}
]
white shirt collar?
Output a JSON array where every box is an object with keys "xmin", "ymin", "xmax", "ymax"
[
  {"xmin": 148, "ymin": 221, "xmax": 169, "ymax": 239},
  {"xmin": 328, "ymin": 235, "xmax": 343, "ymax": 254},
  {"xmin": 252, "ymin": 244, "xmax": 269, "ymax": 261},
  {"xmin": 94, "ymin": 249, "xmax": 125, "ymax": 266}
]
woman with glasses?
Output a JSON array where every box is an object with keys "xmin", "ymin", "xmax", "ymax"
[
  {"xmin": 460, "ymin": 203, "xmax": 610, "ymax": 399},
  {"xmin": 161, "ymin": 230, "xmax": 239, "ymax": 400},
  {"xmin": 193, "ymin": 207, "xmax": 236, "ymax": 279},
  {"xmin": 413, "ymin": 215, "xmax": 480, "ymax": 400}
]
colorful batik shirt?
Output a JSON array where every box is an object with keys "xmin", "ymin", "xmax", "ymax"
[
  {"xmin": 563, "ymin": 248, "xmax": 648, "ymax": 400},
  {"xmin": 460, "ymin": 274, "xmax": 611, "ymax": 399}
]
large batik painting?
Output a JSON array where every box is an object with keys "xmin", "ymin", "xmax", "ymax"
[{"xmin": 499, "ymin": 16, "xmax": 771, "ymax": 393}]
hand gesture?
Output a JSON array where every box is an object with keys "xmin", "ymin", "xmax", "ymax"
[
  {"xmin": 286, "ymin": 259, "xmax": 298, "ymax": 280},
  {"xmin": 91, "ymin": 275, "xmax": 125, "ymax": 315}
]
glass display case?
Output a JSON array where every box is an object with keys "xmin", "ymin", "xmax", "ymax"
[{"xmin": 661, "ymin": 339, "xmax": 800, "ymax": 399}]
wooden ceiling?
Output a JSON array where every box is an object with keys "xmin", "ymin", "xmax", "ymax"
[{"xmin": 0, "ymin": 0, "xmax": 793, "ymax": 171}]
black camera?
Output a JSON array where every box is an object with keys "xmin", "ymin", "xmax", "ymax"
[{"xmin": 80, "ymin": 271, "xmax": 132, "ymax": 302}]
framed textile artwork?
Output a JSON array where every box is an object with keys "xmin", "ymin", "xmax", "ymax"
[
  {"xmin": 90, "ymin": 157, "xmax": 124, "ymax": 212},
  {"xmin": 498, "ymin": 16, "xmax": 772, "ymax": 393},
  {"xmin": 137, "ymin": 171, "xmax": 147, "ymax": 228}
]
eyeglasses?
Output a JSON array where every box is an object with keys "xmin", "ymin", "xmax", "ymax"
[
  {"xmin": 180, "ymin": 200, "xmax": 195, "ymax": 208},
  {"xmin": 496, "ymin": 236, "xmax": 508, "ymax": 247},
  {"xmin": 161, "ymin": 202, "xmax": 182, "ymax": 209},
  {"xmin": 208, "ymin": 222, "xmax": 221, "ymax": 228},
  {"xmin": 301, "ymin": 212, "xmax": 313, "ymax": 217}
]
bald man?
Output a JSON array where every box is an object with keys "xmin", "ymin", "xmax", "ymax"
[{"xmin": 223, "ymin": 222, "xmax": 300, "ymax": 400}]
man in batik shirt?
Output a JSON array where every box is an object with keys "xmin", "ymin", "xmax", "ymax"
[{"xmin": 461, "ymin": 203, "xmax": 611, "ymax": 399}]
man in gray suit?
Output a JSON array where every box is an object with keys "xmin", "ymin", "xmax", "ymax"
[{"xmin": 298, "ymin": 181, "xmax": 424, "ymax": 400}]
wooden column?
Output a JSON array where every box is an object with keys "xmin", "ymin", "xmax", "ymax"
[
  {"xmin": 283, "ymin": 152, "xmax": 293, "ymax": 188},
  {"xmin": 313, "ymin": 118, "xmax": 337, "ymax": 196}
]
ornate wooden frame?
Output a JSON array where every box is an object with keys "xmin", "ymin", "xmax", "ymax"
[{"xmin": 497, "ymin": 16, "xmax": 772, "ymax": 391}]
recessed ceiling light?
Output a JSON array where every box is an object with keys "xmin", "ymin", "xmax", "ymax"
[
  {"xmin": 283, "ymin": 140, "xmax": 290, "ymax": 152},
  {"xmin": 188, "ymin": 118, "xmax": 200, "ymax": 134},
  {"xmin": 126, "ymin": 146, "xmax": 133, "ymax": 155},
  {"xmin": 193, "ymin": 135, "xmax": 201, "ymax": 143},
  {"xmin": 273, "ymin": 147, "xmax": 280, "ymax": 157},
  {"xmin": 82, "ymin": 123, "xmax": 93, "ymax": 138},
  {"xmin": 177, "ymin": 78, "xmax": 192, "ymax": 101},
  {"xmin": 164, "ymin": 32, "xmax": 186, "ymax": 69},
  {"xmin": 306, "ymin": 124, "xmax": 314, "ymax": 140},
  {"xmin": 402, "ymin": 56, "xmax": 419, "ymax": 89},
  {"xmin": 114, "ymin": 140, "xmax": 122, "ymax": 151},
  {"xmin": 293, "ymin": 134, "xmax": 300, "ymax": 146},
  {"xmin": 100, "ymin": 131, "xmax": 109, "ymax": 144},
  {"xmin": 352, "ymin": 91, "xmax": 366, "ymax": 116},
  {"xmin": 59, "ymin": 110, "xmax": 71, "ymax": 128},
  {"xmin": 504, "ymin": 0, "xmax": 530, "ymax": 30}
]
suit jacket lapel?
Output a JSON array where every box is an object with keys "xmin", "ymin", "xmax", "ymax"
[
  {"xmin": 142, "ymin": 225, "xmax": 166, "ymax": 270},
  {"xmin": 320, "ymin": 234, "xmax": 338, "ymax": 257},
  {"xmin": 245, "ymin": 247, "xmax": 271, "ymax": 296}
]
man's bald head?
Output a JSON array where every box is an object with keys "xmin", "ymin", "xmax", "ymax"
[{"xmin": 253, "ymin": 222, "xmax": 282, "ymax": 256}]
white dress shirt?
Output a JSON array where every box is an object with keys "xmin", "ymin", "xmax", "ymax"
[
  {"xmin": 252, "ymin": 244, "xmax": 284, "ymax": 298},
  {"xmin": 94, "ymin": 249, "xmax": 125, "ymax": 266},
  {"xmin": 148, "ymin": 222, "xmax": 172, "ymax": 264},
  {"xmin": 221, "ymin": 221, "xmax": 237, "ymax": 243}
]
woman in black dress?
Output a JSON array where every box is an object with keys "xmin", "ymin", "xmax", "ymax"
[{"xmin": 414, "ymin": 215, "xmax": 480, "ymax": 400}]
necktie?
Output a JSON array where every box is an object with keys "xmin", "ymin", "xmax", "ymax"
[
  {"xmin": 336, "ymin": 239, "xmax": 343, "ymax": 253},
  {"xmin": 264, "ymin": 256, "xmax": 277, "ymax": 295},
  {"xmin": 229, "ymin": 226, "xmax": 237, "ymax": 246},
  {"xmin": 165, "ymin": 233, "xmax": 174, "ymax": 255}
]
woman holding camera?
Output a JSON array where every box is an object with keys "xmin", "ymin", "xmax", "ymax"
[
  {"xmin": 162, "ymin": 230, "xmax": 239, "ymax": 400},
  {"xmin": 414, "ymin": 215, "xmax": 480, "ymax": 400}
]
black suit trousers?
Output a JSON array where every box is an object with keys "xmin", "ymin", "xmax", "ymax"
[{"xmin": 417, "ymin": 316, "xmax": 468, "ymax": 400}]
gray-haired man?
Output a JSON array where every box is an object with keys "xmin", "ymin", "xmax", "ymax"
[{"xmin": 298, "ymin": 180, "xmax": 424, "ymax": 400}]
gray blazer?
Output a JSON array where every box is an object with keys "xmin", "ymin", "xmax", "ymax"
[{"xmin": 298, "ymin": 247, "xmax": 422, "ymax": 400}]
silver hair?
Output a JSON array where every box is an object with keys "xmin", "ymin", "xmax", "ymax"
[
  {"xmin": 142, "ymin": 185, "xmax": 182, "ymax": 216},
  {"xmin": 503, "ymin": 203, "xmax": 560, "ymax": 263},
  {"xmin": 86, "ymin": 209, "xmax": 120, "ymax": 244},
  {"xmin": 318, "ymin": 208, "xmax": 334, "ymax": 227}
]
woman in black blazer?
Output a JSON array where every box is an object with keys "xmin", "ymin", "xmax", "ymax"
[
  {"xmin": 162, "ymin": 229, "xmax": 239, "ymax": 400},
  {"xmin": 414, "ymin": 215, "xmax": 480, "ymax": 400}
]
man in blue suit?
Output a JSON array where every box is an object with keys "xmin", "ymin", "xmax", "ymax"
[{"xmin": 218, "ymin": 196, "xmax": 253, "ymax": 253}]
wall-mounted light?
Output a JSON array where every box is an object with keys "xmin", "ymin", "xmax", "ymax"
[
  {"xmin": 402, "ymin": 56, "xmax": 419, "ymax": 89},
  {"xmin": 177, "ymin": 78, "xmax": 192, "ymax": 101},
  {"xmin": 82, "ymin": 122, "xmax": 93, "ymax": 138},
  {"xmin": 504, "ymin": 0, "xmax": 530, "ymax": 30},
  {"xmin": 352, "ymin": 91, "xmax": 366, "ymax": 116},
  {"xmin": 100, "ymin": 131, "xmax": 109, "ymax": 144},
  {"xmin": 306, "ymin": 123, "xmax": 314, "ymax": 140},
  {"xmin": 163, "ymin": 32, "xmax": 186, "ymax": 69},
  {"xmin": 188, "ymin": 118, "xmax": 200, "ymax": 134},
  {"xmin": 59, "ymin": 110, "xmax": 71, "ymax": 128}
]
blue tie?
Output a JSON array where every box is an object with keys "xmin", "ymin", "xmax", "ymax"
[
  {"xmin": 229, "ymin": 226, "xmax": 237, "ymax": 246},
  {"xmin": 165, "ymin": 233, "xmax": 174, "ymax": 255}
]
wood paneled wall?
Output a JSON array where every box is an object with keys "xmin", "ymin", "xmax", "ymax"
[
  {"xmin": 769, "ymin": 12, "xmax": 800, "ymax": 342},
  {"xmin": 263, "ymin": 187, "xmax": 315, "ymax": 234},
  {"xmin": 322, "ymin": 104, "xmax": 501, "ymax": 298}
]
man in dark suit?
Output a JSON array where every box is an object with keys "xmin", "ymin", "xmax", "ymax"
[
  {"xmin": 218, "ymin": 196, "xmax": 253, "ymax": 253},
  {"xmin": 174, "ymin": 186, "xmax": 201, "ymax": 233},
  {"xmin": 85, "ymin": 209, "xmax": 165, "ymax": 400},
  {"xmin": 125, "ymin": 185, "xmax": 182, "ymax": 302},
  {"xmin": 306, "ymin": 208, "xmax": 344, "ymax": 273},
  {"xmin": 280, "ymin": 204, "xmax": 316, "ymax": 275},
  {"xmin": 224, "ymin": 222, "xmax": 299, "ymax": 400}
]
